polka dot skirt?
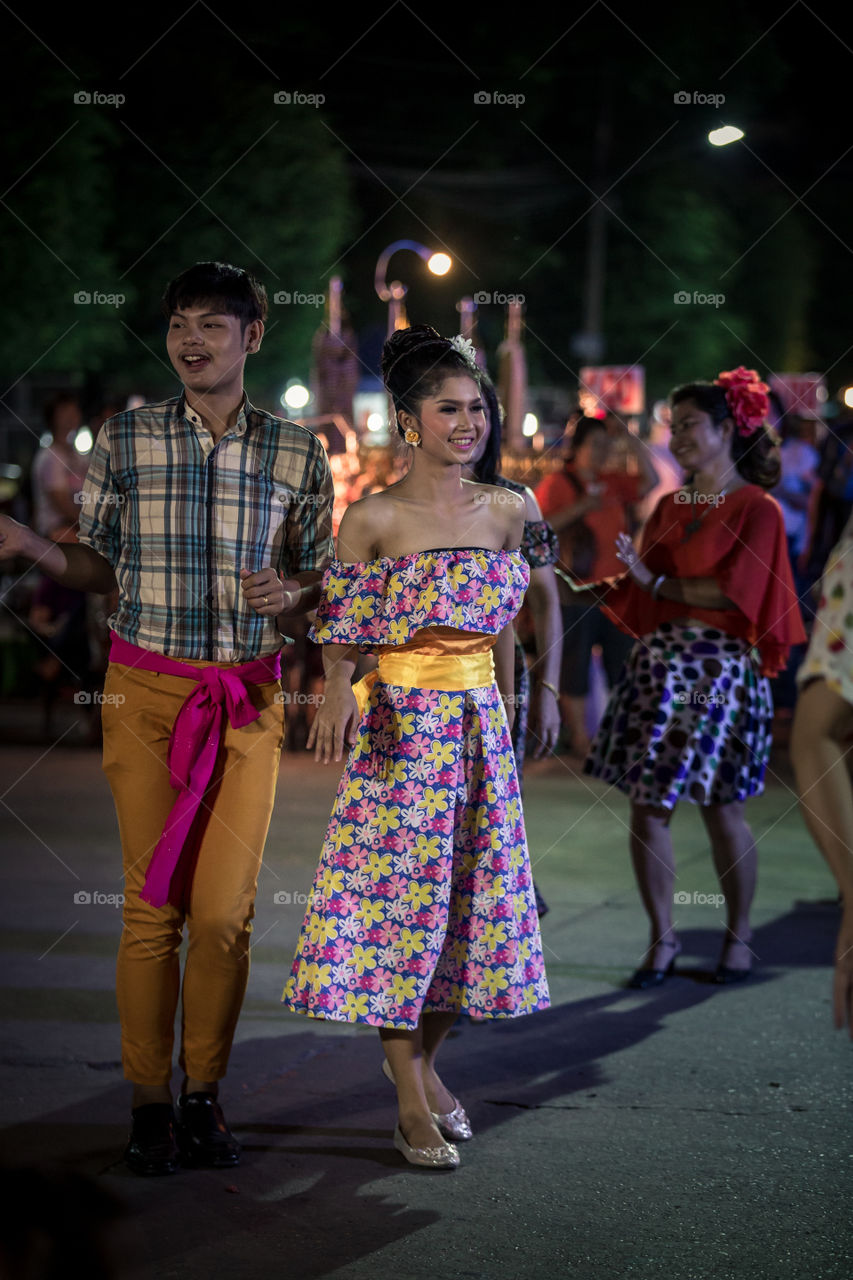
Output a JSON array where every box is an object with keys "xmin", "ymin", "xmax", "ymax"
[{"xmin": 583, "ymin": 621, "xmax": 773, "ymax": 809}]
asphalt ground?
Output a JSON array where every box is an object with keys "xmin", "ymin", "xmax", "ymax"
[{"xmin": 0, "ymin": 702, "xmax": 850, "ymax": 1280}]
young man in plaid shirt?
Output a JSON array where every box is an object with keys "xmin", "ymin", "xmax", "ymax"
[{"xmin": 0, "ymin": 262, "xmax": 335, "ymax": 1174}]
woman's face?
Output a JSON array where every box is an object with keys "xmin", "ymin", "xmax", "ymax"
[
  {"xmin": 403, "ymin": 374, "xmax": 486, "ymax": 464},
  {"xmin": 575, "ymin": 427, "xmax": 609, "ymax": 472},
  {"xmin": 668, "ymin": 398, "xmax": 734, "ymax": 472}
]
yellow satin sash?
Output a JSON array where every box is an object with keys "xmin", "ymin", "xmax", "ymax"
[{"xmin": 352, "ymin": 649, "xmax": 495, "ymax": 718}]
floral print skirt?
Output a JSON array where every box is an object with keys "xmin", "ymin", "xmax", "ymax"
[
  {"xmin": 282, "ymin": 676, "xmax": 550, "ymax": 1029},
  {"xmin": 583, "ymin": 621, "xmax": 773, "ymax": 809}
]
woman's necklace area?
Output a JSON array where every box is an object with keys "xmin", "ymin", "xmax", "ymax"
[{"xmin": 680, "ymin": 483, "xmax": 727, "ymax": 543}]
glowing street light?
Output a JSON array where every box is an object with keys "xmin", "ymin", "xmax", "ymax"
[
  {"xmin": 427, "ymin": 252, "xmax": 452, "ymax": 277},
  {"xmin": 708, "ymin": 125, "xmax": 745, "ymax": 147},
  {"xmin": 281, "ymin": 381, "xmax": 310, "ymax": 411}
]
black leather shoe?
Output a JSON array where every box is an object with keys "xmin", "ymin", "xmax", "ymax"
[
  {"xmin": 124, "ymin": 1103, "xmax": 181, "ymax": 1176},
  {"xmin": 628, "ymin": 942, "xmax": 679, "ymax": 990},
  {"xmin": 714, "ymin": 964, "xmax": 751, "ymax": 985},
  {"xmin": 176, "ymin": 1092, "xmax": 241, "ymax": 1168}
]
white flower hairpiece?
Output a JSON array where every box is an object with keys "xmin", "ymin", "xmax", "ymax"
[{"xmin": 449, "ymin": 334, "xmax": 478, "ymax": 366}]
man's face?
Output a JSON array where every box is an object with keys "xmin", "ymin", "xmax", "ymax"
[
  {"xmin": 166, "ymin": 305, "xmax": 262, "ymax": 395},
  {"xmin": 51, "ymin": 401, "xmax": 83, "ymax": 442}
]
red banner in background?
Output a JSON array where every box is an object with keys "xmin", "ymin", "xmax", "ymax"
[
  {"xmin": 768, "ymin": 373, "xmax": 826, "ymax": 418},
  {"xmin": 579, "ymin": 365, "xmax": 645, "ymax": 416}
]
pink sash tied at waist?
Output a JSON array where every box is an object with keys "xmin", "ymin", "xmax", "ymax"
[{"xmin": 108, "ymin": 635, "xmax": 282, "ymax": 908}]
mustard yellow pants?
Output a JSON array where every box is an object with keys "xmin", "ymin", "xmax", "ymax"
[{"xmin": 102, "ymin": 660, "xmax": 284, "ymax": 1085}]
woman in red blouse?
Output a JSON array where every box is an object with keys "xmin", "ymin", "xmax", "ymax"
[{"xmin": 567, "ymin": 370, "xmax": 806, "ymax": 987}]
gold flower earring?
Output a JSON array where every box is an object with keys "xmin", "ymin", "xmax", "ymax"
[{"xmin": 404, "ymin": 428, "xmax": 421, "ymax": 446}]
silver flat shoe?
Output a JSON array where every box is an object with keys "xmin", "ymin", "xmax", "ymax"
[
  {"xmin": 381, "ymin": 1057, "xmax": 473, "ymax": 1141},
  {"xmin": 393, "ymin": 1124, "xmax": 460, "ymax": 1169},
  {"xmin": 433, "ymin": 1099, "xmax": 472, "ymax": 1142}
]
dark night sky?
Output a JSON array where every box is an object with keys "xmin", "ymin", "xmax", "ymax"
[{"xmin": 4, "ymin": 1, "xmax": 853, "ymax": 420}]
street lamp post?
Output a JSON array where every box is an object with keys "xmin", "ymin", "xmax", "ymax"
[{"xmin": 374, "ymin": 240, "xmax": 452, "ymax": 337}]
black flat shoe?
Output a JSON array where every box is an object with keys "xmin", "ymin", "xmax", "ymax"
[
  {"xmin": 176, "ymin": 1092, "xmax": 241, "ymax": 1168},
  {"xmin": 628, "ymin": 941, "xmax": 679, "ymax": 990},
  {"xmin": 714, "ymin": 964, "xmax": 751, "ymax": 985},
  {"xmin": 124, "ymin": 1103, "xmax": 180, "ymax": 1176}
]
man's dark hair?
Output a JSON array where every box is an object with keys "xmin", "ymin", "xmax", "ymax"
[{"xmin": 161, "ymin": 261, "xmax": 268, "ymax": 329}]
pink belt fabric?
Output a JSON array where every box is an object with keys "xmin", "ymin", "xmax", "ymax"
[{"xmin": 109, "ymin": 635, "xmax": 282, "ymax": 908}]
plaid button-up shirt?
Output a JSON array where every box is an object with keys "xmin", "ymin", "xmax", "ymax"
[{"xmin": 77, "ymin": 392, "xmax": 335, "ymax": 661}]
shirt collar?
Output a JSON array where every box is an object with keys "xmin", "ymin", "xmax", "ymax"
[{"xmin": 180, "ymin": 391, "xmax": 251, "ymax": 438}]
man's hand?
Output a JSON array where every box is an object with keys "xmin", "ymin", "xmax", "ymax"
[
  {"xmin": 0, "ymin": 514, "xmax": 36, "ymax": 562},
  {"xmin": 239, "ymin": 567, "xmax": 300, "ymax": 617}
]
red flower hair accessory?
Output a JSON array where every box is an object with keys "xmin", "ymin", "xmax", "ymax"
[{"xmin": 713, "ymin": 366, "xmax": 769, "ymax": 437}]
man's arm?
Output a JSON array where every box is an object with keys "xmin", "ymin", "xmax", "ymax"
[
  {"xmin": 278, "ymin": 442, "xmax": 336, "ymax": 618},
  {"xmin": 0, "ymin": 515, "xmax": 117, "ymax": 592}
]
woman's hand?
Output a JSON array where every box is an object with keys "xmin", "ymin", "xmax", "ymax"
[
  {"xmin": 614, "ymin": 533, "xmax": 653, "ymax": 589},
  {"xmin": 528, "ymin": 683, "xmax": 561, "ymax": 757},
  {"xmin": 306, "ymin": 678, "xmax": 359, "ymax": 763},
  {"xmin": 582, "ymin": 483, "xmax": 604, "ymax": 513}
]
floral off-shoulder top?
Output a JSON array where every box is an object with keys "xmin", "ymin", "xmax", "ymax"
[{"xmin": 310, "ymin": 547, "xmax": 530, "ymax": 652}]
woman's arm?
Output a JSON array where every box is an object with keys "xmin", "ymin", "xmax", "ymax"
[
  {"xmin": 520, "ymin": 489, "xmax": 562, "ymax": 755},
  {"xmin": 493, "ymin": 621, "xmax": 517, "ymax": 732},
  {"xmin": 624, "ymin": 430, "xmax": 660, "ymax": 498},
  {"xmin": 547, "ymin": 490, "xmax": 600, "ymax": 533},
  {"xmin": 613, "ymin": 533, "xmax": 735, "ymax": 609},
  {"xmin": 559, "ymin": 571, "xmax": 622, "ymax": 605},
  {"xmin": 654, "ymin": 576, "xmax": 735, "ymax": 609},
  {"xmin": 305, "ymin": 501, "xmax": 378, "ymax": 763},
  {"xmin": 306, "ymin": 641, "xmax": 362, "ymax": 764}
]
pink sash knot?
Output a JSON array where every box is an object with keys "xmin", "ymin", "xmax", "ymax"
[{"xmin": 108, "ymin": 635, "xmax": 281, "ymax": 908}]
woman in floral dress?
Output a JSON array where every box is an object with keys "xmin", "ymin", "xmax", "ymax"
[{"xmin": 282, "ymin": 326, "xmax": 550, "ymax": 1168}]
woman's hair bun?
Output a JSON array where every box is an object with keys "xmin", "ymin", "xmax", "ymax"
[
  {"xmin": 381, "ymin": 324, "xmax": 482, "ymax": 433},
  {"xmin": 380, "ymin": 325, "xmax": 445, "ymax": 382}
]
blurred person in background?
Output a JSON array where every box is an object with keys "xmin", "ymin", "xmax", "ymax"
[
  {"xmin": 30, "ymin": 392, "xmax": 89, "ymax": 543},
  {"xmin": 535, "ymin": 415, "xmax": 658, "ymax": 758},
  {"xmin": 467, "ymin": 374, "xmax": 562, "ymax": 917},
  {"xmin": 635, "ymin": 399, "xmax": 684, "ymax": 524},
  {"xmin": 469, "ymin": 376, "xmax": 562, "ymax": 767},
  {"xmin": 777, "ymin": 414, "xmax": 820, "ymax": 568},
  {"xmin": 772, "ymin": 413, "xmax": 820, "ymax": 736},
  {"xmin": 27, "ymin": 393, "xmax": 97, "ymax": 730},
  {"xmin": 800, "ymin": 410, "xmax": 853, "ymax": 587}
]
